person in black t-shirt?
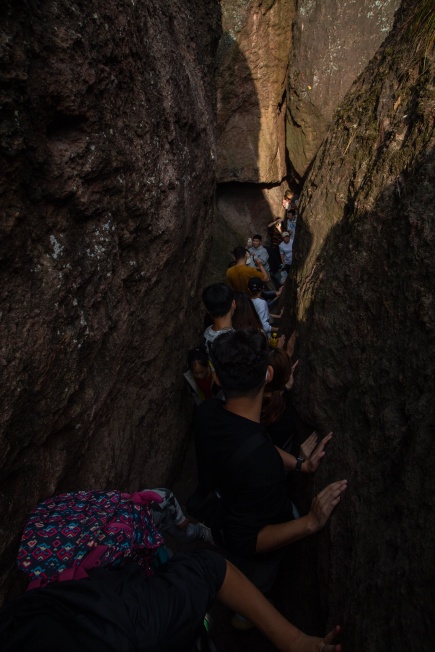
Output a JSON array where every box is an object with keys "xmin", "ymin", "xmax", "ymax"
[
  {"xmin": 194, "ymin": 330, "xmax": 347, "ymax": 593},
  {"xmin": 1, "ymin": 550, "xmax": 342, "ymax": 652}
]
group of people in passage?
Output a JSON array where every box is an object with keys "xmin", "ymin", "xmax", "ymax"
[
  {"xmin": 179, "ymin": 190, "xmax": 346, "ymax": 648},
  {"xmin": 1, "ymin": 190, "xmax": 345, "ymax": 651},
  {"xmin": 226, "ymin": 190, "xmax": 298, "ymax": 296}
]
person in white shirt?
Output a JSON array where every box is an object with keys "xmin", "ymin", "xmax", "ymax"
[
  {"xmin": 248, "ymin": 277, "xmax": 283, "ymax": 337},
  {"xmin": 279, "ymin": 231, "xmax": 294, "ymax": 272}
]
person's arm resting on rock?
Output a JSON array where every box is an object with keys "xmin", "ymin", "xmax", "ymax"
[{"xmin": 255, "ymin": 480, "xmax": 347, "ymax": 553}]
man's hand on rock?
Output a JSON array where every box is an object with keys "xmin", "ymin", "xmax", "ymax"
[
  {"xmin": 289, "ymin": 625, "xmax": 342, "ymax": 652},
  {"xmin": 307, "ymin": 480, "xmax": 347, "ymax": 532},
  {"xmin": 300, "ymin": 432, "xmax": 318, "ymax": 459},
  {"xmin": 304, "ymin": 432, "xmax": 332, "ymax": 472}
]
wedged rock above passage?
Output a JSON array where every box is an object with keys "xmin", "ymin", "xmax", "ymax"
[
  {"xmin": 217, "ymin": 0, "xmax": 294, "ymax": 183},
  {"xmin": 0, "ymin": 0, "xmax": 220, "ymax": 602},
  {"xmin": 287, "ymin": 0, "xmax": 400, "ymax": 177},
  {"xmin": 293, "ymin": 1, "xmax": 435, "ymax": 649}
]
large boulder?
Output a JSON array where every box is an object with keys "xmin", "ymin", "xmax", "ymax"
[
  {"xmin": 293, "ymin": 1, "xmax": 435, "ymax": 649},
  {"xmin": 217, "ymin": 0, "xmax": 294, "ymax": 183},
  {"xmin": 0, "ymin": 0, "xmax": 221, "ymax": 602},
  {"xmin": 287, "ymin": 0, "xmax": 400, "ymax": 178}
]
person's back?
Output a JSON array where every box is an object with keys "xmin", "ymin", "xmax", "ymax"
[
  {"xmin": 194, "ymin": 329, "xmax": 347, "ymax": 593},
  {"xmin": 0, "ymin": 552, "xmax": 226, "ymax": 652},
  {"xmin": 195, "ymin": 330, "xmax": 293, "ymax": 589},
  {"xmin": 251, "ymin": 296, "xmax": 271, "ymax": 336},
  {"xmin": 232, "ymin": 291, "xmax": 263, "ymax": 331},
  {"xmin": 202, "ymin": 283, "xmax": 235, "ymax": 354},
  {"xmin": 226, "ymin": 246, "xmax": 269, "ymax": 293},
  {"xmin": 195, "ymin": 396, "xmax": 291, "ymax": 558}
]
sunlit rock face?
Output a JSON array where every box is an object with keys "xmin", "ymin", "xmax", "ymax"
[
  {"xmin": 0, "ymin": 0, "xmax": 220, "ymax": 601},
  {"xmin": 212, "ymin": 0, "xmax": 294, "ymax": 260},
  {"xmin": 287, "ymin": 0, "xmax": 400, "ymax": 178},
  {"xmin": 293, "ymin": 1, "xmax": 435, "ymax": 648},
  {"xmin": 217, "ymin": 0, "xmax": 294, "ymax": 184}
]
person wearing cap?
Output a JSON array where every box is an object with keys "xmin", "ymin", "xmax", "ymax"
[
  {"xmin": 279, "ymin": 232, "xmax": 294, "ymax": 272},
  {"xmin": 226, "ymin": 246, "xmax": 270, "ymax": 294},
  {"xmin": 248, "ymin": 277, "xmax": 283, "ymax": 337}
]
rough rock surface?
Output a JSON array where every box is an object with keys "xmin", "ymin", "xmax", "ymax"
[
  {"xmin": 0, "ymin": 0, "xmax": 220, "ymax": 602},
  {"xmin": 293, "ymin": 1, "xmax": 435, "ymax": 649},
  {"xmin": 287, "ymin": 0, "xmax": 400, "ymax": 178},
  {"xmin": 217, "ymin": 0, "xmax": 294, "ymax": 183}
]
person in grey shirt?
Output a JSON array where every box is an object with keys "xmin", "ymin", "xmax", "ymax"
[{"xmin": 248, "ymin": 234, "xmax": 270, "ymax": 273}]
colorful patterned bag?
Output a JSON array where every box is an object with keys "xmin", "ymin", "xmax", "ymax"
[{"xmin": 17, "ymin": 490, "xmax": 165, "ymax": 589}]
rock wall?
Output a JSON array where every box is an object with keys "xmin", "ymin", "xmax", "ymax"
[
  {"xmin": 212, "ymin": 0, "xmax": 401, "ymax": 271},
  {"xmin": 217, "ymin": 0, "xmax": 294, "ymax": 184},
  {"xmin": 293, "ymin": 1, "xmax": 435, "ymax": 649},
  {"xmin": 211, "ymin": 0, "xmax": 294, "ymax": 261},
  {"xmin": 287, "ymin": 0, "xmax": 400, "ymax": 178},
  {"xmin": 0, "ymin": 0, "xmax": 221, "ymax": 602}
]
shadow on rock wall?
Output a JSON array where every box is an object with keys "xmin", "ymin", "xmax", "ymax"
[
  {"xmin": 288, "ymin": 9, "xmax": 435, "ymax": 645},
  {"xmin": 0, "ymin": 0, "xmax": 221, "ymax": 602},
  {"xmin": 295, "ymin": 146, "xmax": 435, "ymax": 652}
]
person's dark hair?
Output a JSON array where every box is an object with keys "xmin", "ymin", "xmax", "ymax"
[
  {"xmin": 252, "ymin": 234, "xmax": 262, "ymax": 241},
  {"xmin": 232, "ymin": 292, "xmax": 263, "ymax": 330},
  {"xmin": 211, "ymin": 329, "xmax": 269, "ymax": 398},
  {"xmin": 261, "ymin": 349, "xmax": 291, "ymax": 427},
  {"xmin": 202, "ymin": 283, "xmax": 234, "ymax": 317},
  {"xmin": 187, "ymin": 347, "xmax": 209, "ymax": 371},
  {"xmin": 232, "ymin": 246, "xmax": 247, "ymax": 261}
]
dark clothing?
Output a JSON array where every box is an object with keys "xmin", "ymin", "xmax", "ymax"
[
  {"xmin": 195, "ymin": 399, "xmax": 293, "ymax": 558},
  {"xmin": 1, "ymin": 551, "xmax": 226, "ymax": 652},
  {"xmin": 267, "ymin": 389, "xmax": 298, "ymax": 451}
]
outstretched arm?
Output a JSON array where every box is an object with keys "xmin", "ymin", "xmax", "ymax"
[
  {"xmin": 256, "ymin": 259, "xmax": 270, "ymax": 282},
  {"xmin": 217, "ymin": 560, "xmax": 342, "ymax": 652},
  {"xmin": 275, "ymin": 432, "xmax": 332, "ymax": 473},
  {"xmin": 256, "ymin": 480, "xmax": 347, "ymax": 553}
]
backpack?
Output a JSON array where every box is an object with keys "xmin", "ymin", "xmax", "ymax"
[{"xmin": 17, "ymin": 490, "xmax": 165, "ymax": 590}]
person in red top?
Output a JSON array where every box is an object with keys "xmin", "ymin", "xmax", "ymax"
[{"xmin": 184, "ymin": 348, "xmax": 216, "ymax": 405}]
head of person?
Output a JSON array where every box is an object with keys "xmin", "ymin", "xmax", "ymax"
[
  {"xmin": 248, "ymin": 276, "xmax": 265, "ymax": 298},
  {"xmin": 282, "ymin": 231, "xmax": 291, "ymax": 242},
  {"xmin": 232, "ymin": 246, "xmax": 248, "ymax": 263},
  {"xmin": 187, "ymin": 347, "xmax": 211, "ymax": 381},
  {"xmin": 210, "ymin": 329, "xmax": 270, "ymax": 399},
  {"xmin": 252, "ymin": 235, "xmax": 262, "ymax": 249},
  {"xmin": 284, "ymin": 190, "xmax": 294, "ymax": 201},
  {"xmin": 266, "ymin": 349, "xmax": 291, "ymax": 391},
  {"xmin": 261, "ymin": 349, "xmax": 291, "ymax": 426},
  {"xmin": 232, "ymin": 292, "xmax": 263, "ymax": 330},
  {"xmin": 202, "ymin": 283, "xmax": 235, "ymax": 318}
]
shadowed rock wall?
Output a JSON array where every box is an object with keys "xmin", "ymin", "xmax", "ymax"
[
  {"xmin": 293, "ymin": 1, "xmax": 435, "ymax": 648},
  {"xmin": 0, "ymin": 0, "xmax": 220, "ymax": 601},
  {"xmin": 287, "ymin": 0, "xmax": 400, "ymax": 178}
]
